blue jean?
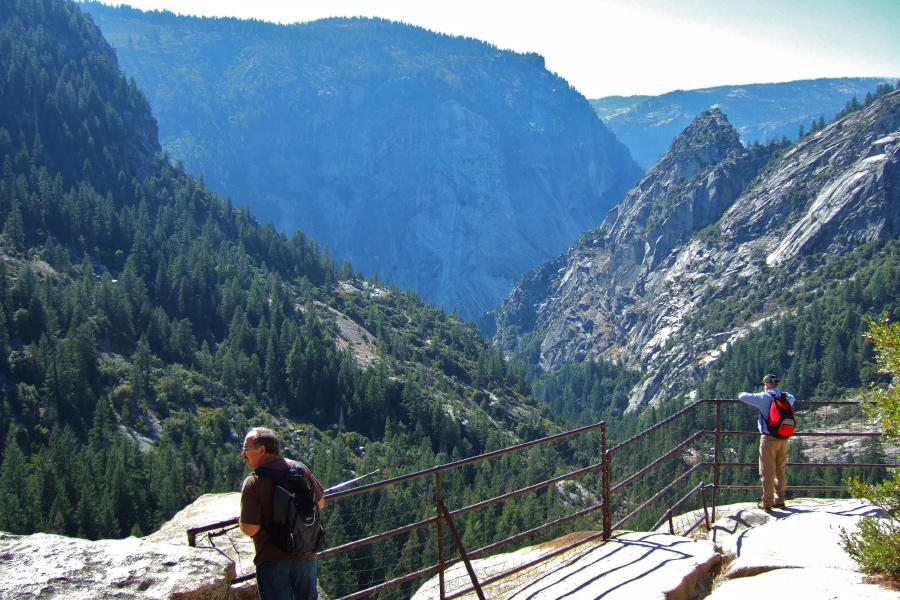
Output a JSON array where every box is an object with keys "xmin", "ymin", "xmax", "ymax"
[{"xmin": 255, "ymin": 558, "xmax": 318, "ymax": 600}]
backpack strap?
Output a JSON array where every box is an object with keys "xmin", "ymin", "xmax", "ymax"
[
  {"xmin": 253, "ymin": 464, "xmax": 310, "ymax": 483},
  {"xmin": 767, "ymin": 391, "xmax": 787, "ymax": 402},
  {"xmin": 253, "ymin": 466, "xmax": 289, "ymax": 480}
]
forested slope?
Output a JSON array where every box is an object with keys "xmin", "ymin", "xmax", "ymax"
[{"xmin": 0, "ymin": 0, "xmax": 554, "ymax": 542}]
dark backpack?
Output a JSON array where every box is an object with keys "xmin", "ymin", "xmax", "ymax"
[
  {"xmin": 253, "ymin": 464, "xmax": 325, "ymax": 556},
  {"xmin": 766, "ymin": 392, "xmax": 796, "ymax": 439}
]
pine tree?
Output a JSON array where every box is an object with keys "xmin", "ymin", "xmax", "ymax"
[
  {"xmin": 0, "ymin": 429, "xmax": 30, "ymax": 533},
  {"xmin": 841, "ymin": 315, "xmax": 900, "ymax": 576}
]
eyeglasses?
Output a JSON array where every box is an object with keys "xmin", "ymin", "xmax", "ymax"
[{"xmin": 241, "ymin": 444, "xmax": 258, "ymax": 454}]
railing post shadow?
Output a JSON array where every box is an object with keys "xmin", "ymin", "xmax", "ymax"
[{"xmin": 700, "ymin": 484, "xmax": 711, "ymax": 532}]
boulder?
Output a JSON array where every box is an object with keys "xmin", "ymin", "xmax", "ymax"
[
  {"xmin": 0, "ymin": 531, "xmax": 235, "ymax": 599},
  {"xmin": 0, "ymin": 493, "xmax": 255, "ymax": 599},
  {"xmin": 706, "ymin": 499, "xmax": 897, "ymax": 599},
  {"xmin": 145, "ymin": 492, "xmax": 257, "ymax": 599}
]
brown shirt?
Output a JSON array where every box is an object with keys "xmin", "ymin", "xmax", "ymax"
[{"xmin": 240, "ymin": 457, "xmax": 325, "ymax": 565}]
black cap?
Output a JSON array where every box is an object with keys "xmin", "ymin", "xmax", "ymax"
[{"xmin": 762, "ymin": 374, "xmax": 779, "ymax": 386}]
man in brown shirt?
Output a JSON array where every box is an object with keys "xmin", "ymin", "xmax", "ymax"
[{"xmin": 240, "ymin": 427, "xmax": 325, "ymax": 600}]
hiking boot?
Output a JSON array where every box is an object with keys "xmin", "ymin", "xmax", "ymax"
[
  {"xmin": 756, "ymin": 501, "xmax": 772, "ymax": 512},
  {"xmin": 773, "ymin": 502, "xmax": 786, "ymax": 509}
]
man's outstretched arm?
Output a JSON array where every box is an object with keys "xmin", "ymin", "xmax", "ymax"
[{"xmin": 239, "ymin": 520, "xmax": 260, "ymax": 537}]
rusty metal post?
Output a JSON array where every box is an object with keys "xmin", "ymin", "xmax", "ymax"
[
  {"xmin": 186, "ymin": 517, "xmax": 239, "ymax": 547},
  {"xmin": 435, "ymin": 470, "xmax": 446, "ymax": 600},
  {"xmin": 601, "ymin": 423, "xmax": 611, "ymax": 540},
  {"xmin": 437, "ymin": 501, "xmax": 487, "ymax": 600},
  {"xmin": 713, "ymin": 400, "xmax": 721, "ymax": 523},
  {"xmin": 701, "ymin": 484, "xmax": 711, "ymax": 532}
]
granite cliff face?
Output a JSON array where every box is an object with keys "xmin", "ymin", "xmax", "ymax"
[
  {"xmin": 83, "ymin": 5, "xmax": 643, "ymax": 320},
  {"xmin": 494, "ymin": 92, "xmax": 900, "ymax": 408}
]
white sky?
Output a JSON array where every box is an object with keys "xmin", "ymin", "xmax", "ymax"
[{"xmin": 91, "ymin": 0, "xmax": 900, "ymax": 98}]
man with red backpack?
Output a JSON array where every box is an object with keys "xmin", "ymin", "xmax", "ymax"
[{"xmin": 739, "ymin": 374, "xmax": 797, "ymax": 512}]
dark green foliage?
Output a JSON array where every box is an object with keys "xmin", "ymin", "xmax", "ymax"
[
  {"xmin": 530, "ymin": 359, "xmax": 641, "ymax": 426},
  {"xmin": 840, "ymin": 511, "xmax": 900, "ymax": 577},
  {"xmin": 839, "ymin": 316, "xmax": 900, "ymax": 580},
  {"xmin": 843, "ymin": 468, "xmax": 900, "ymax": 576},
  {"xmin": 0, "ymin": 0, "xmax": 158, "ymax": 199},
  {"xmin": 834, "ymin": 82, "xmax": 897, "ymax": 121}
]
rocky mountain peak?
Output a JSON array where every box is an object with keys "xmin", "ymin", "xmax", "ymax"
[
  {"xmin": 598, "ymin": 109, "xmax": 751, "ymax": 249},
  {"xmin": 656, "ymin": 107, "xmax": 745, "ymax": 188},
  {"xmin": 492, "ymin": 108, "xmax": 772, "ymax": 370},
  {"xmin": 668, "ymin": 108, "xmax": 743, "ymax": 156},
  {"xmin": 494, "ymin": 90, "xmax": 900, "ymax": 408}
]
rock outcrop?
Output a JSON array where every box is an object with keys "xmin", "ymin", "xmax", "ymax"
[
  {"xmin": 2, "ymin": 492, "xmax": 889, "ymax": 599},
  {"xmin": 84, "ymin": 6, "xmax": 643, "ymax": 320},
  {"xmin": 0, "ymin": 531, "xmax": 236, "ymax": 599},
  {"xmin": 411, "ymin": 530, "xmax": 721, "ymax": 600},
  {"xmin": 0, "ymin": 493, "xmax": 257, "ymax": 599},
  {"xmin": 410, "ymin": 499, "xmax": 892, "ymax": 600},
  {"xmin": 494, "ymin": 92, "xmax": 900, "ymax": 408},
  {"xmin": 707, "ymin": 499, "xmax": 896, "ymax": 600}
]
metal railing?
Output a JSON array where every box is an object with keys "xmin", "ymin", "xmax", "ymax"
[
  {"xmin": 605, "ymin": 398, "xmax": 899, "ymax": 536},
  {"xmin": 187, "ymin": 398, "xmax": 897, "ymax": 598},
  {"xmin": 318, "ymin": 421, "xmax": 607, "ymax": 600}
]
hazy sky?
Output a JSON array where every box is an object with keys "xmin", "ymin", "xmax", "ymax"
[{"xmin": 91, "ymin": 0, "xmax": 899, "ymax": 98}]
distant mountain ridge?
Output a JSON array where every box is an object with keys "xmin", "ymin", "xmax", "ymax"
[
  {"xmin": 493, "ymin": 90, "xmax": 900, "ymax": 408},
  {"xmin": 592, "ymin": 78, "xmax": 897, "ymax": 170},
  {"xmin": 79, "ymin": 2, "xmax": 643, "ymax": 320}
]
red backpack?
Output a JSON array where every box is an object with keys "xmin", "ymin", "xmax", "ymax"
[{"xmin": 766, "ymin": 392, "xmax": 796, "ymax": 439}]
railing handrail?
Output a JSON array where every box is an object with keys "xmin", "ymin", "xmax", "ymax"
[
  {"xmin": 602, "ymin": 398, "xmax": 897, "ymax": 536},
  {"xmin": 191, "ymin": 398, "xmax": 895, "ymax": 598},
  {"xmin": 607, "ymin": 397, "xmax": 869, "ymax": 454},
  {"xmin": 193, "ymin": 420, "xmax": 608, "ymax": 598},
  {"xmin": 325, "ymin": 420, "xmax": 607, "ymax": 501}
]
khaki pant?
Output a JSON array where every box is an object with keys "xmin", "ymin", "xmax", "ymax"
[{"xmin": 759, "ymin": 434, "xmax": 789, "ymax": 507}]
